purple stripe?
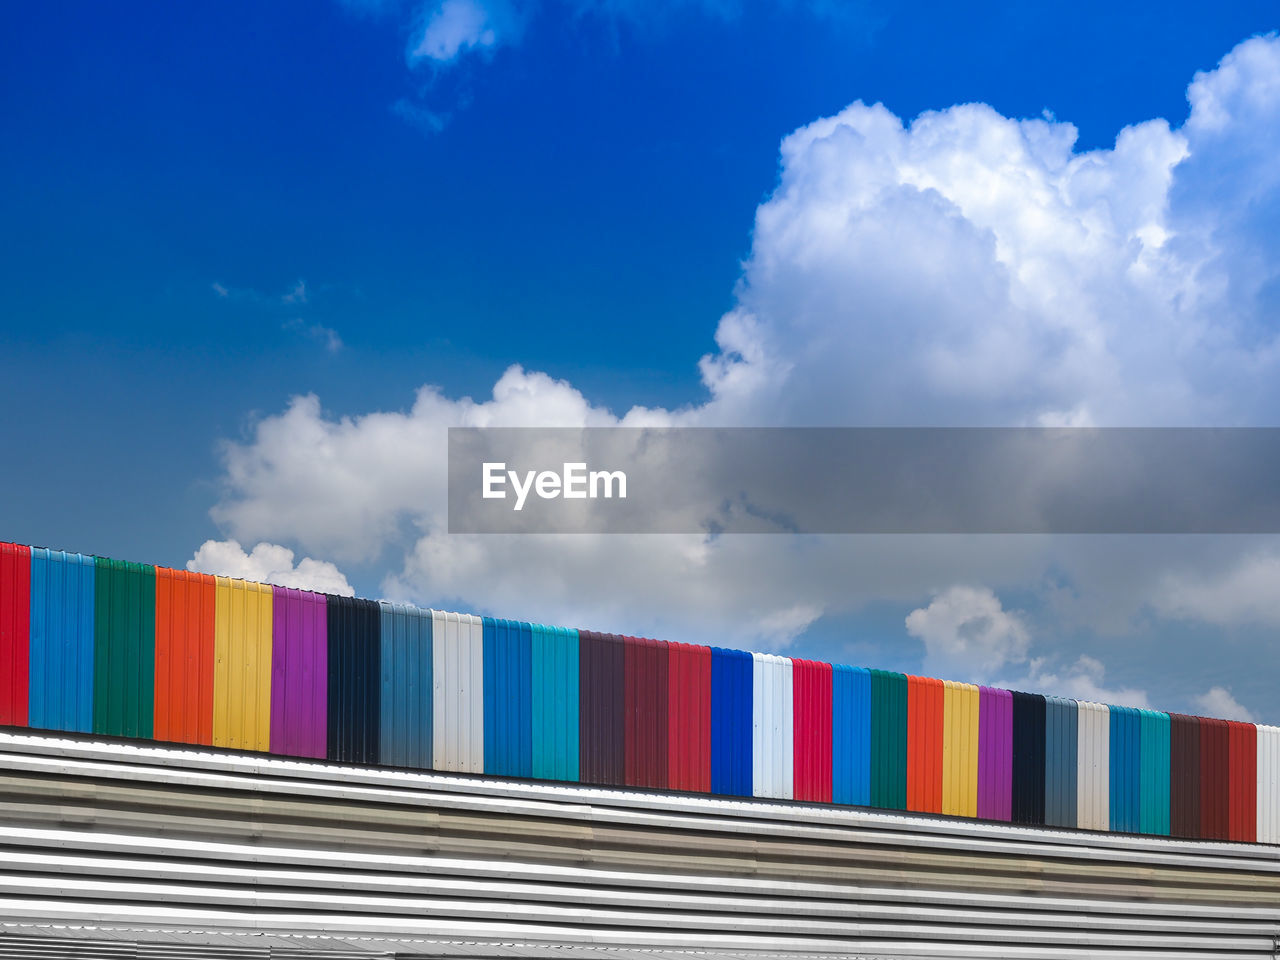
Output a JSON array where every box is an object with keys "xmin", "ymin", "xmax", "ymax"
[
  {"xmin": 270, "ymin": 586, "xmax": 327, "ymax": 758},
  {"xmin": 978, "ymin": 686, "xmax": 1012, "ymax": 821}
]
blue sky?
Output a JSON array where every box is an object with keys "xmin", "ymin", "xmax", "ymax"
[{"xmin": 3, "ymin": 1, "xmax": 1280, "ymax": 723}]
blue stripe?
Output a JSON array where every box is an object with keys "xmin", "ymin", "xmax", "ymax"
[
  {"xmin": 832, "ymin": 663, "xmax": 870, "ymax": 806},
  {"xmin": 378, "ymin": 602, "xmax": 432, "ymax": 769},
  {"xmin": 1109, "ymin": 706, "xmax": 1140, "ymax": 833},
  {"xmin": 711, "ymin": 647, "xmax": 752, "ymax": 796},
  {"xmin": 484, "ymin": 618, "xmax": 532, "ymax": 777},
  {"xmin": 28, "ymin": 548, "xmax": 94, "ymax": 733}
]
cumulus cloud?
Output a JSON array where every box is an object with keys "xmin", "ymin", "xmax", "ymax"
[
  {"xmin": 1020, "ymin": 655, "xmax": 1151, "ymax": 711},
  {"xmin": 905, "ymin": 586, "xmax": 1030, "ymax": 680},
  {"xmin": 208, "ymin": 36, "xmax": 1280, "ymax": 688},
  {"xmin": 187, "ymin": 539, "xmax": 355, "ymax": 596},
  {"xmin": 1194, "ymin": 686, "xmax": 1256, "ymax": 723}
]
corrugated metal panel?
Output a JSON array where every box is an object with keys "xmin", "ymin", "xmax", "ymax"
[
  {"xmin": 92, "ymin": 558, "xmax": 154, "ymax": 739},
  {"xmin": 791, "ymin": 659, "xmax": 831, "ymax": 803},
  {"xmin": 1077, "ymin": 700, "xmax": 1110, "ymax": 832},
  {"xmin": 869, "ymin": 669, "xmax": 906, "ymax": 810},
  {"xmin": 28, "ymin": 549, "xmax": 94, "ymax": 734},
  {"xmin": 1011, "ymin": 692, "xmax": 1045, "ymax": 826},
  {"xmin": 328, "ymin": 597, "xmax": 380, "ymax": 765},
  {"xmin": 0, "ymin": 543, "xmax": 30, "ymax": 727},
  {"xmin": 212, "ymin": 578, "xmax": 272, "ymax": 753},
  {"xmin": 624, "ymin": 636, "xmax": 668, "ymax": 789},
  {"xmin": 1228, "ymin": 720, "xmax": 1258, "ymax": 843},
  {"xmin": 5, "ymin": 731, "xmax": 1280, "ymax": 960},
  {"xmin": 667, "ymin": 642, "xmax": 710, "ymax": 793},
  {"xmin": 270, "ymin": 587, "xmax": 327, "ymax": 760},
  {"xmin": 1259, "ymin": 724, "xmax": 1280, "ymax": 845},
  {"xmin": 378, "ymin": 602, "xmax": 429, "ymax": 770},
  {"xmin": 578, "ymin": 630, "xmax": 623, "ymax": 785},
  {"xmin": 942, "ymin": 681, "xmax": 978, "ymax": 819},
  {"xmin": 431, "ymin": 611, "xmax": 482, "ymax": 774},
  {"xmin": 531, "ymin": 624, "xmax": 577, "ymax": 782},
  {"xmin": 1109, "ymin": 705, "xmax": 1140, "ymax": 834},
  {"xmin": 1170, "ymin": 713, "xmax": 1201, "ymax": 839},
  {"xmin": 977, "ymin": 685, "xmax": 1011, "ymax": 822},
  {"xmin": 484, "ymin": 618, "xmax": 531, "ymax": 778},
  {"xmin": 153, "ymin": 567, "xmax": 213, "ymax": 745},
  {"xmin": 906, "ymin": 675, "xmax": 943, "ymax": 814},
  {"xmin": 1201, "ymin": 717, "xmax": 1230, "ymax": 841},
  {"xmin": 1044, "ymin": 697, "xmax": 1078, "ymax": 829},
  {"xmin": 752, "ymin": 653, "xmax": 793, "ymax": 800},
  {"xmin": 710, "ymin": 647, "xmax": 751, "ymax": 797},
  {"xmin": 831, "ymin": 664, "xmax": 869, "ymax": 807},
  {"xmin": 1139, "ymin": 709, "xmax": 1170, "ymax": 836}
]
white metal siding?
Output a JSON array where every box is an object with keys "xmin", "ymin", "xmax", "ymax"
[
  {"xmin": 431, "ymin": 610, "xmax": 484, "ymax": 773},
  {"xmin": 1259, "ymin": 724, "xmax": 1280, "ymax": 845},
  {"xmin": 752, "ymin": 653, "xmax": 793, "ymax": 800},
  {"xmin": 1077, "ymin": 701, "xmax": 1110, "ymax": 832}
]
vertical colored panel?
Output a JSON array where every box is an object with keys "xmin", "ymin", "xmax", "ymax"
[
  {"xmin": 1169, "ymin": 714, "xmax": 1201, "ymax": 839},
  {"xmin": 977, "ymin": 686, "xmax": 1012, "ymax": 822},
  {"xmin": 484, "ymin": 618, "xmax": 532, "ymax": 778},
  {"xmin": 212, "ymin": 578, "xmax": 273, "ymax": 752},
  {"xmin": 531, "ymin": 624, "xmax": 578, "ymax": 782},
  {"xmin": 624, "ymin": 636, "xmax": 668, "ymax": 789},
  {"xmin": 792, "ymin": 659, "xmax": 832, "ymax": 803},
  {"xmin": 28, "ymin": 549, "xmax": 94, "ymax": 734},
  {"xmin": 579, "ymin": 631, "xmax": 624, "ymax": 785},
  {"xmin": 92, "ymin": 558, "xmax": 155, "ymax": 739},
  {"xmin": 0, "ymin": 542, "xmax": 31, "ymax": 726},
  {"xmin": 378, "ymin": 602, "xmax": 430, "ymax": 768},
  {"xmin": 1138, "ymin": 710, "xmax": 1170, "ymax": 836},
  {"xmin": 1044, "ymin": 697, "xmax": 1078, "ymax": 829},
  {"xmin": 327, "ymin": 596, "xmax": 380, "ymax": 765},
  {"xmin": 430, "ymin": 611, "xmax": 483, "ymax": 773},
  {"xmin": 1011, "ymin": 692, "xmax": 1046, "ymax": 825},
  {"xmin": 710, "ymin": 647, "xmax": 752, "ymax": 796},
  {"xmin": 153, "ymin": 567, "xmax": 214, "ymax": 745},
  {"xmin": 269, "ymin": 587, "xmax": 327, "ymax": 759},
  {"xmin": 752, "ymin": 653, "xmax": 793, "ymax": 800},
  {"xmin": 943, "ymin": 681, "xmax": 979, "ymax": 819},
  {"xmin": 870, "ymin": 669, "xmax": 907, "ymax": 810},
  {"xmin": 831, "ymin": 664, "xmax": 870, "ymax": 807},
  {"xmin": 668, "ymin": 642, "xmax": 711, "ymax": 793},
  {"xmin": 1076, "ymin": 701, "xmax": 1110, "ymax": 831},
  {"xmin": 1227, "ymin": 721, "xmax": 1257, "ymax": 843},
  {"xmin": 1258, "ymin": 724, "xmax": 1280, "ymax": 845},
  {"xmin": 1108, "ymin": 705, "xmax": 1140, "ymax": 833},
  {"xmin": 906, "ymin": 676, "xmax": 943, "ymax": 814},
  {"xmin": 1200, "ymin": 717, "xmax": 1230, "ymax": 841}
]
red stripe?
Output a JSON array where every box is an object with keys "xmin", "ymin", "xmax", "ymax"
[
  {"xmin": 624, "ymin": 635, "xmax": 668, "ymax": 789},
  {"xmin": 667, "ymin": 642, "xmax": 711, "ymax": 792},
  {"xmin": 907, "ymin": 675, "xmax": 944, "ymax": 813},
  {"xmin": 792, "ymin": 659, "xmax": 832, "ymax": 802},
  {"xmin": 0, "ymin": 542, "xmax": 31, "ymax": 727},
  {"xmin": 1200, "ymin": 718, "xmax": 1230, "ymax": 841},
  {"xmin": 1227, "ymin": 721, "xmax": 1257, "ymax": 843}
]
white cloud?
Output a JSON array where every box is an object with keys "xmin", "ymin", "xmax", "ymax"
[
  {"xmin": 1019, "ymin": 655, "xmax": 1151, "ymax": 710},
  {"xmin": 1194, "ymin": 685, "xmax": 1256, "ymax": 723},
  {"xmin": 905, "ymin": 586, "xmax": 1030, "ymax": 681},
  {"xmin": 187, "ymin": 539, "xmax": 355, "ymax": 596},
  {"xmin": 1152, "ymin": 549, "xmax": 1280, "ymax": 626},
  {"xmin": 208, "ymin": 36, "xmax": 1280, "ymax": 696},
  {"xmin": 410, "ymin": 0, "xmax": 512, "ymax": 63}
]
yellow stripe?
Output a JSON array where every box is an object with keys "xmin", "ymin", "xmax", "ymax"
[
  {"xmin": 943, "ymin": 681, "xmax": 979, "ymax": 817},
  {"xmin": 213, "ymin": 577, "xmax": 273, "ymax": 751}
]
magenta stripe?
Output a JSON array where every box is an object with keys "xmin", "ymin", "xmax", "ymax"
[
  {"xmin": 270, "ymin": 587, "xmax": 327, "ymax": 759},
  {"xmin": 978, "ymin": 686, "xmax": 1012, "ymax": 821}
]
